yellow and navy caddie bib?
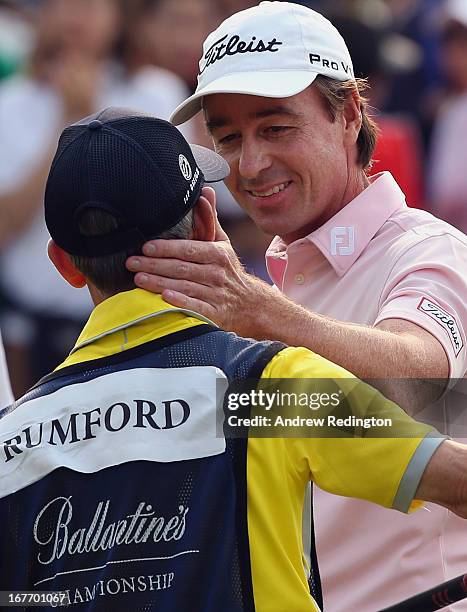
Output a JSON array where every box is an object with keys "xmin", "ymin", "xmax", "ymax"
[{"xmin": 0, "ymin": 320, "xmax": 322, "ymax": 611}]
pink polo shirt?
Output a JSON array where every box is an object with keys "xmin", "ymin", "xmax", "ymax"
[{"xmin": 266, "ymin": 172, "xmax": 467, "ymax": 611}]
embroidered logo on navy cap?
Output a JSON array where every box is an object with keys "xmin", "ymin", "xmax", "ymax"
[{"xmin": 179, "ymin": 155, "xmax": 192, "ymax": 181}]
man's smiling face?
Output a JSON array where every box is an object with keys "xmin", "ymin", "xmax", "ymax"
[{"xmin": 205, "ymin": 86, "xmax": 361, "ymax": 244}]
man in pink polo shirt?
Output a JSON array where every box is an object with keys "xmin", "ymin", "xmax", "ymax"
[{"xmin": 126, "ymin": 3, "xmax": 467, "ymax": 610}]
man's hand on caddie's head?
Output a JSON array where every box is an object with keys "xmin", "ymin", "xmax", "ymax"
[{"xmin": 126, "ymin": 233, "xmax": 271, "ymax": 337}]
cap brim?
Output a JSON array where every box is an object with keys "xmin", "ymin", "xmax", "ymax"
[
  {"xmin": 170, "ymin": 70, "xmax": 318, "ymax": 125},
  {"xmin": 189, "ymin": 143, "xmax": 230, "ymax": 183}
]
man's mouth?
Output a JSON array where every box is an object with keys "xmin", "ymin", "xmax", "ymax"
[{"xmin": 247, "ymin": 181, "xmax": 291, "ymax": 198}]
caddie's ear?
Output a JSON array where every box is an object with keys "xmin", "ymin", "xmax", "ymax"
[
  {"xmin": 47, "ymin": 239, "xmax": 86, "ymax": 288},
  {"xmin": 192, "ymin": 186, "xmax": 217, "ymax": 242}
]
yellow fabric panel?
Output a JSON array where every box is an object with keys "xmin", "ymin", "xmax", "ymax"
[
  {"xmin": 247, "ymin": 438, "xmax": 320, "ymax": 612},
  {"xmin": 261, "ymin": 346, "xmax": 433, "ymax": 508},
  {"xmin": 56, "ymin": 289, "xmax": 208, "ymax": 370},
  {"xmin": 247, "ymin": 346, "xmax": 434, "ymax": 610}
]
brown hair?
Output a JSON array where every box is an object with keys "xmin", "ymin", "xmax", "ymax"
[
  {"xmin": 313, "ymin": 75, "xmax": 379, "ymax": 171},
  {"xmin": 70, "ymin": 208, "xmax": 194, "ymax": 296}
]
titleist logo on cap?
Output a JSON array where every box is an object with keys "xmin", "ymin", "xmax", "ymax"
[
  {"xmin": 199, "ymin": 34, "xmax": 283, "ymax": 75},
  {"xmin": 169, "ymin": 3, "xmax": 356, "ymax": 125}
]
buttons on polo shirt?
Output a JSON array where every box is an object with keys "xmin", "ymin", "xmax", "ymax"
[{"xmin": 294, "ymin": 273, "xmax": 305, "ymax": 285}]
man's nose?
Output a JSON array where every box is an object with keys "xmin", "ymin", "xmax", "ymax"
[{"xmin": 238, "ymin": 139, "xmax": 272, "ymax": 180}]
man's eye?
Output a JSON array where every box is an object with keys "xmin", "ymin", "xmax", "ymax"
[
  {"xmin": 218, "ymin": 133, "xmax": 239, "ymax": 145},
  {"xmin": 266, "ymin": 126, "xmax": 290, "ymax": 134}
]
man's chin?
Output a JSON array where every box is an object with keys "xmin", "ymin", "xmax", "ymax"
[{"xmin": 250, "ymin": 218, "xmax": 290, "ymax": 239}]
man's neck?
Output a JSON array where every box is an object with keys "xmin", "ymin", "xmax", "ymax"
[{"xmin": 282, "ymin": 170, "xmax": 369, "ymax": 245}]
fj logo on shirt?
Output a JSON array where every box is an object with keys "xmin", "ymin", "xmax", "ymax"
[
  {"xmin": 330, "ymin": 226, "xmax": 355, "ymax": 256},
  {"xmin": 417, "ymin": 297, "xmax": 464, "ymax": 356},
  {"xmin": 199, "ymin": 34, "xmax": 283, "ymax": 74}
]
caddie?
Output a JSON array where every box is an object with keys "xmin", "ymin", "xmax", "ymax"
[
  {"xmin": 125, "ymin": 3, "xmax": 467, "ymax": 610},
  {"xmin": 2, "ymin": 107, "xmax": 467, "ymax": 612}
]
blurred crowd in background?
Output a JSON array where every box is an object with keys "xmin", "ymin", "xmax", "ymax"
[{"xmin": 1, "ymin": 0, "xmax": 467, "ymax": 397}]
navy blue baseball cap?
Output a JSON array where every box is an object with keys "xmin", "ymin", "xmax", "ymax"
[{"xmin": 45, "ymin": 107, "xmax": 230, "ymax": 256}]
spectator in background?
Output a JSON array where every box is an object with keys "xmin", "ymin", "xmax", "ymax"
[
  {"xmin": 429, "ymin": 0, "xmax": 467, "ymax": 233},
  {"xmin": 340, "ymin": 0, "xmax": 444, "ymax": 150},
  {"xmin": 0, "ymin": 0, "xmax": 193, "ymax": 397},
  {"xmin": 330, "ymin": 12, "xmax": 425, "ymax": 208},
  {"xmin": 0, "ymin": 331, "xmax": 12, "ymax": 408},
  {"xmin": 429, "ymin": 0, "xmax": 467, "ymax": 103},
  {"xmin": 0, "ymin": 0, "xmax": 34, "ymax": 80},
  {"xmin": 379, "ymin": 0, "xmax": 440, "ymax": 135},
  {"xmin": 217, "ymin": 0, "xmax": 258, "ymax": 21},
  {"xmin": 121, "ymin": 0, "xmax": 219, "ymax": 94}
]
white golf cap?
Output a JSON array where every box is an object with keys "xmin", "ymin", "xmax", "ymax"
[
  {"xmin": 170, "ymin": 1, "xmax": 354, "ymax": 126},
  {"xmin": 445, "ymin": 0, "xmax": 467, "ymax": 27}
]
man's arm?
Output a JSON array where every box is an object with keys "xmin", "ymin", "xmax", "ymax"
[
  {"xmin": 260, "ymin": 346, "xmax": 461, "ymax": 515},
  {"xmin": 416, "ymin": 440, "xmax": 467, "ymax": 519},
  {"xmin": 126, "ymin": 236, "xmax": 449, "ymax": 412}
]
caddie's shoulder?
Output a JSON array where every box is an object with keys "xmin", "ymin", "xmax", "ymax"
[{"xmin": 261, "ymin": 346, "xmax": 355, "ymax": 381}]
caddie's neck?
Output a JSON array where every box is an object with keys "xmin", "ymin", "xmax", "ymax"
[{"xmin": 87, "ymin": 284, "xmax": 111, "ymax": 307}]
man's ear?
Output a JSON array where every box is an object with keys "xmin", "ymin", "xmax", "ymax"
[
  {"xmin": 343, "ymin": 88, "xmax": 363, "ymax": 148},
  {"xmin": 192, "ymin": 186, "xmax": 217, "ymax": 242},
  {"xmin": 47, "ymin": 240, "xmax": 86, "ymax": 288}
]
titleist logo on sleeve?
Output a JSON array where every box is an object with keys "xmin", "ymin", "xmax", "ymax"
[
  {"xmin": 417, "ymin": 297, "xmax": 464, "ymax": 356},
  {"xmin": 199, "ymin": 34, "xmax": 283, "ymax": 74}
]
